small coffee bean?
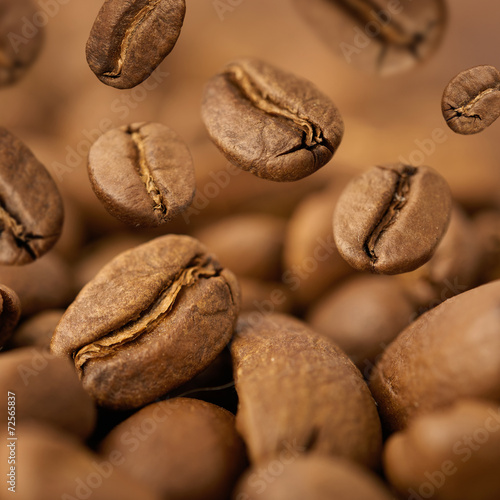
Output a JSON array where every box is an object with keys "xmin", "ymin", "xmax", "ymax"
[
  {"xmin": 88, "ymin": 123, "xmax": 195, "ymax": 227},
  {"xmin": 0, "ymin": 127, "xmax": 64, "ymax": 265},
  {"xmin": 232, "ymin": 313, "xmax": 382, "ymax": 468},
  {"xmin": 0, "ymin": 284, "xmax": 20, "ymax": 348},
  {"xmin": 100, "ymin": 398, "xmax": 247, "ymax": 500},
  {"xmin": 50, "ymin": 235, "xmax": 240, "ymax": 410},
  {"xmin": 201, "ymin": 58, "xmax": 344, "ymax": 182},
  {"xmin": 86, "ymin": 0, "xmax": 186, "ymax": 89},
  {"xmin": 292, "ymin": 0, "xmax": 447, "ymax": 76},
  {"xmin": 370, "ymin": 280, "xmax": 500, "ymax": 433},
  {"xmin": 442, "ymin": 65, "xmax": 500, "ymax": 135},
  {"xmin": 0, "ymin": 0, "xmax": 45, "ymax": 87},
  {"xmin": 384, "ymin": 400, "xmax": 500, "ymax": 500},
  {"xmin": 333, "ymin": 163, "xmax": 452, "ymax": 274}
]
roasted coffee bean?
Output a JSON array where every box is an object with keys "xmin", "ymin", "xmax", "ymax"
[
  {"xmin": 370, "ymin": 280, "xmax": 500, "ymax": 433},
  {"xmin": 8, "ymin": 309, "xmax": 64, "ymax": 350},
  {"xmin": 442, "ymin": 65, "xmax": 500, "ymax": 135},
  {"xmin": 333, "ymin": 163, "xmax": 452, "ymax": 274},
  {"xmin": 384, "ymin": 400, "xmax": 500, "ymax": 500},
  {"xmin": 88, "ymin": 123, "xmax": 195, "ymax": 227},
  {"xmin": 232, "ymin": 313, "xmax": 382, "ymax": 468},
  {"xmin": 0, "ymin": 128, "xmax": 64, "ymax": 265},
  {"xmin": 51, "ymin": 235, "xmax": 240, "ymax": 410},
  {"xmin": 235, "ymin": 455, "xmax": 394, "ymax": 500},
  {"xmin": 0, "ymin": 284, "xmax": 20, "ymax": 348},
  {"xmin": 293, "ymin": 0, "xmax": 447, "ymax": 76},
  {"xmin": 201, "ymin": 58, "xmax": 344, "ymax": 182},
  {"xmin": 100, "ymin": 398, "xmax": 247, "ymax": 500},
  {"xmin": 0, "ymin": 347, "xmax": 96, "ymax": 438},
  {"xmin": 0, "ymin": 0, "xmax": 45, "ymax": 87},
  {"xmin": 0, "ymin": 422, "xmax": 162, "ymax": 500},
  {"xmin": 86, "ymin": 0, "xmax": 186, "ymax": 89}
]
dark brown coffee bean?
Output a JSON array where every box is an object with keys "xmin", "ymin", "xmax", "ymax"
[
  {"xmin": 100, "ymin": 398, "xmax": 247, "ymax": 500},
  {"xmin": 334, "ymin": 163, "xmax": 452, "ymax": 274},
  {"xmin": 51, "ymin": 235, "xmax": 240, "ymax": 410},
  {"xmin": 0, "ymin": 127, "xmax": 64, "ymax": 265},
  {"xmin": 86, "ymin": 0, "xmax": 185, "ymax": 89},
  {"xmin": 0, "ymin": 347, "xmax": 96, "ymax": 438},
  {"xmin": 293, "ymin": 0, "xmax": 447, "ymax": 76},
  {"xmin": 0, "ymin": 0, "xmax": 45, "ymax": 87},
  {"xmin": 0, "ymin": 422, "xmax": 162, "ymax": 500},
  {"xmin": 235, "ymin": 455, "xmax": 394, "ymax": 500},
  {"xmin": 201, "ymin": 58, "xmax": 344, "ymax": 182},
  {"xmin": 0, "ymin": 284, "xmax": 20, "ymax": 348},
  {"xmin": 370, "ymin": 280, "xmax": 500, "ymax": 433},
  {"xmin": 232, "ymin": 313, "xmax": 382, "ymax": 468},
  {"xmin": 384, "ymin": 399, "xmax": 500, "ymax": 500},
  {"xmin": 442, "ymin": 65, "xmax": 500, "ymax": 135},
  {"xmin": 88, "ymin": 122, "xmax": 195, "ymax": 227}
]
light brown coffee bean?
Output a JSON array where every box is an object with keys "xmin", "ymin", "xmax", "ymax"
[
  {"xmin": 384, "ymin": 399, "xmax": 500, "ymax": 500},
  {"xmin": 201, "ymin": 58, "xmax": 344, "ymax": 182},
  {"xmin": 86, "ymin": 0, "xmax": 186, "ymax": 89},
  {"xmin": 100, "ymin": 398, "xmax": 246, "ymax": 500},
  {"xmin": 88, "ymin": 123, "xmax": 195, "ymax": 227},
  {"xmin": 442, "ymin": 65, "xmax": 500, "ymax": 135},
  {"xmin": 51, "ymin": 235, "xmax": 240, "ymax": 410},
  {"xmin": 0, "ymin": 284, "xmax": 21, "ymax": 348},
  {"xmin": 333, "ymin": 163, "xmax": 452, "ymax": 274},
  {"xmin": 232, "ymin": 313, "xmax": 382, "ymax": 468},
  {"xmin": 370, "ymin": 280, "xmax": 500, "ymax": 433}
]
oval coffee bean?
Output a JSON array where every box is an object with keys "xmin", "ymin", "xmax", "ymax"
[
  {"xmin": 0, "ymin": 0, "xmax": 45, "ymax": 87},
  {"xmin": 232, "ymin": 313, "xmax": 382, "ymax": 468},
  {"xmin": 292, "ymin": 0, "xmax": 447, "ymax": 76},
  {"xmin": 86, "ymin": 0, "xmax": 186, "ymax": 89},
  {"xmin": 201, "ymin": 58, "xmax": 344, "ymax": 182},
  {"xmin": 88, "ymin": 123, "xmax": 195, "ymax": 227},
  {"xmin": 442, "ymin": 65, "xmax": 500, "ymax": 135},
  {"xmin": 334, "ymin": 163, "xmax": 452, "ymax": 274},
  {"xmin": 384, "ymin": 400, "xmax": 500, "ymax": 500},
  {"xmin": 0, "ymin": 127, "xmax": 64, "ymax": 265},
  {"xmin": 0, "ymin": 284, "xmax": 21, "ymax": 348},
  {"xmin": 50, "ymin": 235, "xmax": 240, "ymax": 410},
  {"xmin": 370, "ymin": 280, "xmax": 500, "ymax": 433}
]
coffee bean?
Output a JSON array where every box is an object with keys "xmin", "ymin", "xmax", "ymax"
[
  {"xmin": 88, "ymin": 123, "xmax": 195, "ymax": 227},
  {"xmin": 86, "ymin": 0, "xmax": 185, "ymax": 89},
  {"xmin": 0, "ymin": 284, "xmax": 20, "ymax": 348},
  {"xmin": 235, "ymin": 455, "xmax": 394, "ymax": 500},
  {"xmin": 333, "ymin": 163, "xmax": 452, "ymax": 274},
  {"xmin": 442, "ymin": 65, "xmax": 500, "ymax": 135},
  {"xmin": 292, "ymin": 0, "xmax": 447, "ymax": 76},
  {"xmin": 201, "ymin": 58, "xmax": 344, "ymax": 182},
  {"xmin": 232, "ymin": 313, "xmax": 382, "ymax": 468},
  {"xmin": 7, "ymin": 309, "xmax": 63, "ymax": 350},
  {"xmin": 0, "ymin": 128, "xmax": 64, "ymax": 265},
  {"xmin": 370, "ymin": 280, "xmax": 500, "ymax": 433},
  {"xmin": 50, "ymin": 235, "xmax": 240, "ymax": 410},
  {"xmin": 384, "ymin": 400, "xmax": 500, "ymax": 500},
  {"xmin": 0, "ymin": 0, "xmax": 45, "ymax": 87},
  {"xmin": 100, "ymin": 398, "xmax": 247, "ymax": 500}
]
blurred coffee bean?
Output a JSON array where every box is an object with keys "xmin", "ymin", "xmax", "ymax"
[
  {"xmin": 0, "ymin": 284, "xmax": 20, "ymax": 348},
  {"xmin": 473, "ymin": 209, "xmax": 500, "ymax": 283},
  {"xmin": 238, "ymin": 277, "xmax": 293, "ymax": 315}
]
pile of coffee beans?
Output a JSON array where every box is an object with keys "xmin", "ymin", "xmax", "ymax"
[{"xmin": 1, "ymin": 0, "xmax": 500, "ymax": 499}]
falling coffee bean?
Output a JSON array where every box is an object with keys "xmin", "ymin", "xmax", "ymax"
[
  {"xmin": 86, "ymin": 0, "xmax": 186, "ymax": 89},
  {"xmin": 333, "ymin": 163, "xmax": 452, "ymax": 274},
  {"xmin": 201, "ymin": 58, "xmax": 344, "ymax": 182},
  {"xmin": 88, "ymin": 122, "xmax": 195, "ymax": 227},
  {"xmin": 0, "ymin": 127, "xmax": 64, "ymax": 265},
  {"xmin": 442, "ymin": 65, "xmax": 500, "ymax": 135},
  {"xmin": 292, "ymin": 0, "xmax": 448, "ymax": 76}
]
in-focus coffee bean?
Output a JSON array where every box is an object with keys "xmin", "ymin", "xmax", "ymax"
[
  {"xmin": 333, "ymin": 163, "xmax": 452, "ymax": 274},
  {"xmin": 292, "ymin": 0, "xmax": 447, "ymax": 76},
  {"xmin": 442, "ymin": 65, "xmax": 500, "ymax": 135},
  {"xmin": 51, "ymin": 235, "xmax": 240, "ymax": 410},
  {"xmin": 86, "ymin": 0, "xmax": 186, "ymax": 89},
  {"xmin": 0, "ymin": 127, "xmax": 64, "ymax": 265},
  {"xmin": 201, "ymin": 58, "xmax": 344, "ymax": 182},
  {"xmin": 88, "ymin": 123, "xmax": 195, "ymax": 227}
]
